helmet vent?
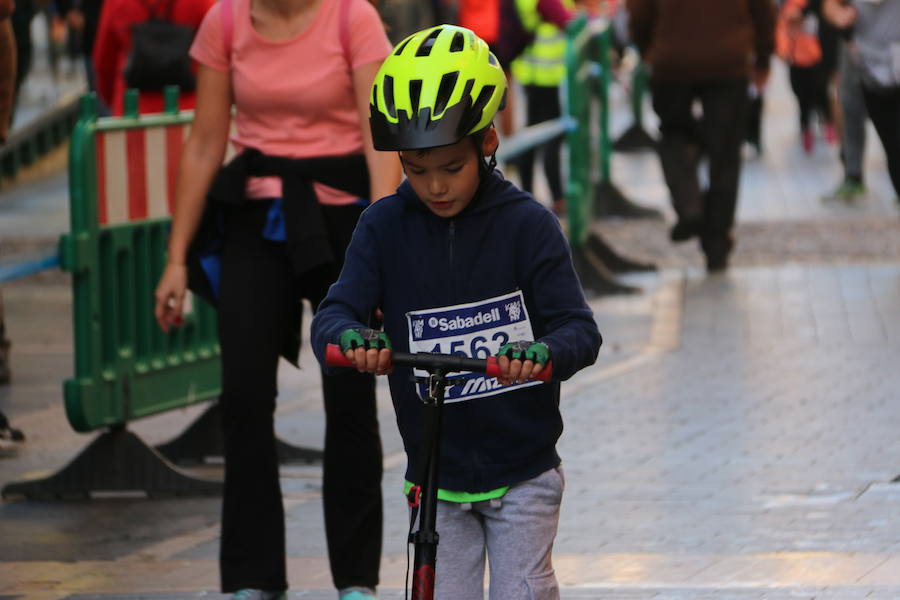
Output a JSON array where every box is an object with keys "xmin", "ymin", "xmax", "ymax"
[
  {"xmin": 383, "ymin": 75, "xmax": 397, "ymax": 118},
  {"xmin": 488, "ymin": 53, "xmax": 498, "ymax": 66},
  {"xmin": 409, "ymin": 79, "xmax": 423, "ymax": 115},
  {"xmin": 394, "ymin": 36, "xmax": 412, "ymax": 56},
  {"xmin": 434, "ymin": 71, "xmax": 459, "ymax": 116},
  {"xmin": 450, "ymin": 32, "xmax": 465, "ymax": 52},
  {"xmin": 416, "ymin": 28, "xmax": 442, "ymax": 56},
  {"xmin": 469, "ymin": 84, "xmax": 496, "ymax": 129}
]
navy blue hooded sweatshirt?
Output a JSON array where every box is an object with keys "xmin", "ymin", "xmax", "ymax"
[{"xmin": 311, "ymin": 169, "xmax": 601, "ymax": 492}]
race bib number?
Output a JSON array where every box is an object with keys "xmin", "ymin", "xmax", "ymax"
[{"xmin": 406, "ymin": 290, "xmax": 541, "ymax": 404}]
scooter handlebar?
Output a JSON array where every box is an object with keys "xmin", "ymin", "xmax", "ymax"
[{"xmin": 324, "ymin": 343, "xmax": 552, "ymax": 382}]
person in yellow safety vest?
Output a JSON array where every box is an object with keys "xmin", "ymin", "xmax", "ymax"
[{"xmin": 511, "ymin": 0, "xmax": 577, "ymax": 216}]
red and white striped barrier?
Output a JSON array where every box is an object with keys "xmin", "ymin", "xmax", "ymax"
[{"xmin": 94, "ymin": 121, "xmax": 236, "ymax": 226}]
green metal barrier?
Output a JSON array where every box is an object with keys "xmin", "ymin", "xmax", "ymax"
[
  {"xmin": 562, "ymin": 15, "xmax": 655, "ymax": 293},
  {"xmin": 62, "ymin": 92, "xmax": 221, "ymax": 433},
  {"xmin": 564, "ymin": 14, "xmax": 600, "ymax": 250},
  {"xmin": 2, "ymin": 89, "xmax": 227, "ymax": 499},
  {"xmin": 2, "ymin": 88, "xmax": 322, "ymax": 500}
]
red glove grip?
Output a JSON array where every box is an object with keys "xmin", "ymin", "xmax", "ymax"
[
  {"xmin": 325, "ymin": 343, "xmax": 378, "ymax": 367},
  {"xmin": 325, "ymin": 344, "xmax": 552, "ymax": 381},
  {"xmin": 485, "ymin": 356, "xmax": 553, "ymax": 382}
]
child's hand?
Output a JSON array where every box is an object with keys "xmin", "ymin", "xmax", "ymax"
[
  {"xmin": 339, "ymin": 328, "xmax": 393, "ymax": 376},
  {"xmin": 496, "ymin": 341, "xmax": 550, "ymax": 386}
]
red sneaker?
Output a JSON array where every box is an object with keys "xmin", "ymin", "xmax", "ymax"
[{"xmin": 802, "ymin": 129, "xmax": 814, "ymax": 154}]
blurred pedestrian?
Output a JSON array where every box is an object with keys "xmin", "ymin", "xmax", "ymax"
[
  {"xmin": 9, "ymin": 0, "xmax": 32, "ymax": 121},
  {"xmin": 823, "ymin": 33, "xmax": 867, "ymax": 201},
  {"xmin": 152, "ymin": 0, "xmax": 401, "ymax": 598},
  {"xmin": 456, "ymin": 0, "xmax": 516, "ymax": 133},
  {"xmin": 510, "ymin": 0, "xmax": 577, "ymax": 215},
  {"xmin": 824, "ymin": 0, "xmax": 900, "ymax": 202},
  {"xmin": 627, "ymin": 0, "xmax": 776, "ymax": 272},
  {"xmin": 777, "ymin": 0, "xmax": 838, "ymax": 153},
  {"xmin": 1, "ymin": 1, "xmax": 15, "ymax": 426},
  {"xmin": 1, "ymin": 0, "xmax": 15, "ymax": 137},
  {"xmin": 462, "ymin": 0, "xmax": 577, "ymax": 138},
  {"xmin": 457, "ymin": 0, "xmax": 497, "ymax": 46},
  {"xmin": 745, "ymin": 81, "xmax": 765, "ymax": 155},
  {"xmin": 92, "ymin": 0, "xmax": 213, "ymax": 114},
  {"xmin": 0, "ymin": 289, "xmax": 24, "ymax": 457},
  {"xmin": 1, "ymin": 0, "xmax": 14, "ymax": 385},
  {"xmin": 433, "ymin": 0, "xmax": 456, "ymax": 23},
  {"xmin": 2, "ymin": 1, "xmax": 30, "ymax": 459},
  {"xmin": 377, "ymin": 0, "xmax": 436, "ymax": 43},
  {"xmin": 58, "ymin": 0, "xmax": 106, "ymax": 97}
]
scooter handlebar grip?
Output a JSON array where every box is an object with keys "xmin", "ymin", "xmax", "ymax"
[
  {"xmin": 484, "ymin": 356, "xmax": 553, "ymax": 382},
  {"xmin": 325, "ymin": 343, "xmax": 353, "ymax": 367},
  {"xmin": 485, "ymin": 356, "xmax": 502, "ymax": 378}
]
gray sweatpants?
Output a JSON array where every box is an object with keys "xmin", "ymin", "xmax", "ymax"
[
  {"xmin": 839, "ymin": 43, "xmax": 868, "ymax": 181},
  {"xmin": 433, "ymin": 466, "xmax": 565, "ymax": 600}
]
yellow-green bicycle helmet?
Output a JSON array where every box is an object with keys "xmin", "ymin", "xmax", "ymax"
[{"xmin": 369, "ymin": 25, "xmax": 508, "ymax": 151}]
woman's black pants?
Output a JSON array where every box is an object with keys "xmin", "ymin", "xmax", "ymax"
[
  {"xmin": 217, "ymin": 201, "xmax": 383, "ymax": 593},
  {"xmin": 789, "ymin": 64, "xmax": 833, "ymax": 130},
  {"xmin": 516, "ymin": 84, "xmax": 564, "ymax": 201}
]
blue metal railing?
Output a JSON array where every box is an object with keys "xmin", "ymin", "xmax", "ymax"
[
  {"xmin": 0, "ymin": 110, "xmax": 573, "ymax": 285},
  {"xmin": 495, "ymin": 116, "xmax": 577, "ymax": 164},
  {"xmin": 0, "ymin": 250, "xmax": 61, "ymax": 283}
]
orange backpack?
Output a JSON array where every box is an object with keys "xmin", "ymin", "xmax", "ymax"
[{"xmin": 776, "ymin": 0, "xmax": 822, "ymax": 67}]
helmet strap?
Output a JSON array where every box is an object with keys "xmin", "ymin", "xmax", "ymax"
[
  {"xmin": 471, "ymin": 132, "xmax": 497, "ymax": 179},
  {"xmin": 478, "ymin": 152, "xmax": 496, "ymax": 178}
]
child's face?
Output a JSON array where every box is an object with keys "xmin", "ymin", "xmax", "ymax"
[{"xmin": 400, "ymin": 127, "xmax": 499, "ymax": 219}]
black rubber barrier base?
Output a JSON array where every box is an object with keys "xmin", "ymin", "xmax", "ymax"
[
  {"xmin": 1, "ymin": 427, "xmax": 223, "ymax": 500},
  {"xmin": 155, "ymin": 402, "xmax": 324, "ymax": 466},
  {"xmin": 613, "ymin": 123, "xmax": 658, "ymax": 153},
  {"xmin": 572, "ymin": 243, "xmax": 640, "ymax": 296},
  {"xmin": 587, "ymin": 231, "xmax": 657, "ymax": 274},
  {"xmin": 594, "ymin": 181, "xmax": 663, "ymax": 220}
]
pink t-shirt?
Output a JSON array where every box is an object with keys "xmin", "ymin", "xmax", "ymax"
[{"xmin": 190, "ymin": 0, "xmax": 391, "ymax": 202}]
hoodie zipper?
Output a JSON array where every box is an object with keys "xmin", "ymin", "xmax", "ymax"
[
  {"xmin": 448, "ymin": 219, "xmax": 456, "ymax": 294},
  {"xmin": 448, "ymin": 220, "xmax": 455, "ymax": 267},
  {"xmin": 449, "ymin": 217, "xmax": 482, "ymax": 483}
]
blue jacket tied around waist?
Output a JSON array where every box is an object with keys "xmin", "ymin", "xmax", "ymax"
[{"xmin": 311, "ymin": 170, "xmax": 602, "ymax": 493}]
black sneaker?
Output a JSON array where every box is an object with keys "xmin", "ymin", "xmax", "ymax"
[
  {"xmin": 670, "ymin": 219, "xmax": 703, "ymax": 242},
  {"xmin": 705, "ymin": 253, "xmax": 729, "ymax": 273}
]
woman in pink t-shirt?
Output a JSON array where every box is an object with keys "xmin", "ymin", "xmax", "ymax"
[{"xmin": 153, "ymin": 1, "xmax": 401, "ymax": 598}]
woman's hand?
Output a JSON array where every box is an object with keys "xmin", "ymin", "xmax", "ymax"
[{"xmin": 154, "ymin": 263, "xmax": 188, "ymax": 333}]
